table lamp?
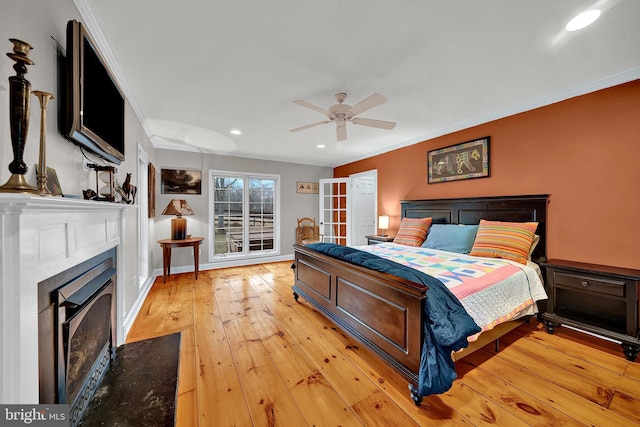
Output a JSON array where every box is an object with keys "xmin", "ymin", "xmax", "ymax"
[
  {"xmin": 378, "ymin": 215, "xmax": 389, "ymax": 236},
  {"xmin": 162, "ymin": 199, "xmax": 194, "ymax": 240}
]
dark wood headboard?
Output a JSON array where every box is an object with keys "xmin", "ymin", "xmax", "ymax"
[{"xmin": 400, "ymin": 194, "xmax": 549, "ymax": 262}]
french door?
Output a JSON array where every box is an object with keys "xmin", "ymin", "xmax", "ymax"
[
  {"xmin": 319, "ymin": 178, "xmax": 350, "ymax": 246},
  {"xmin": 209, "ymin": 171, "xmax": 278, "ymax": 259}
]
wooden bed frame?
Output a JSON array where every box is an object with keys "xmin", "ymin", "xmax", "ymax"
[{"xmin": 292, "ymin": 194, "xmax": 549, "ymax": 404}]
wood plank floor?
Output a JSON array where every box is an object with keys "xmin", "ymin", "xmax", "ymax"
[{"xmin": 126, "ymin": 261, "xmax": 640, "ymax": 426}]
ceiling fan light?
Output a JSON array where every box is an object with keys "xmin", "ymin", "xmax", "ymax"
[
  {"xmin": 566, "ymin": 10, "xmax": 601, "ymax": 31},
  {"xmin": 230, "ymin": 129, "xmax": 242, "ymax": 135}
]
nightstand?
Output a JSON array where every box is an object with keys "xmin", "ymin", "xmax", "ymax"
[
  {"xmin": 365, "ymin": 235, "xmax": 395, "ymax": 245},
  {"xmin": 540, "ymin": 259, "xmax": 640, "ymax": 361}
]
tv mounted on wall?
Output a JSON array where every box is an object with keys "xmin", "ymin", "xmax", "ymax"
[{"xmin": 61, "ymin": 20, "xmax": 125, "ymax": 165}]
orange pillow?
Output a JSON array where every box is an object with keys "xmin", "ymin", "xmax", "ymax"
[
  {"xmin": 393, "ymin": 217, "xmax": 432, "ymax": 247},
  {"xmin": 470, "ymin": 220, "xmax": 538, "ymax": 264}
]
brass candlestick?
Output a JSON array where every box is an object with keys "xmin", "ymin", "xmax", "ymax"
[
  {"xmin": 32, "ymin": 90, "xmax": 55, "ymax": 196},
  {"xmin": 0, "ymin": 38, "xmax": 39, "ymax": 194}
]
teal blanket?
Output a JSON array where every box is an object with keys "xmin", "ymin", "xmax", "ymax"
[{"xmin": 305, "ymin": 243, "xmax": 481, "ymax": 396}]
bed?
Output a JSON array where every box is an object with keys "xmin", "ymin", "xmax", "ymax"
[{"xmin": 291, "ymin": 194, "xmax": 549, "ymax": 404}]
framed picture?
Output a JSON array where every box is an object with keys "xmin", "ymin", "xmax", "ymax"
[
  {"xmin": 427, "ymin": 136, "xmax": 490, "ymax": 184},
  {"xmin": 148, "ymin": 163, "xmax": 156, "ymax": 217},
  {"xmin": 296, "ymin": 181, "xmax": 319, "ymax": 194},
  {"xmin": 161, "ymin": 168, "xmax": 202, "ymax": 195},
  {"xmin": 35, "ymin": 165, "xmax": 63, "ymax": 196}
]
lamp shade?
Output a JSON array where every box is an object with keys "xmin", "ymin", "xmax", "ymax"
[
  {"xmin": 162, "ymin": 199, "xmax": 194, "ymax": 240},
  {"xmin": 378, "ymin": 215, "xmax": 389, "ymax": 236},
  {"xmin": 162, "ymin": 199, "xmax": 194, "ymax": 217}
]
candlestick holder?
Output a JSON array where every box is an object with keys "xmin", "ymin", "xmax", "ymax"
[
  {"xmin": 0, "ymin": 38, "xmax": 39, "ymax": 194},
  {"xmin": 32, "ymin": 90, "xmax": 55, "ymax": 196}
]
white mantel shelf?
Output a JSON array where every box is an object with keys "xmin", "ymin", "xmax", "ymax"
[{"xmin": 0, "ymin": 194, "xmax": 131, "ymax": 404}]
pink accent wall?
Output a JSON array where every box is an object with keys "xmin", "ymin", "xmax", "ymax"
[{"xmin": 335, "ymin": 80, "xmax": 640, "ymax": 270}]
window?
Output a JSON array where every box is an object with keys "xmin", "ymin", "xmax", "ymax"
[{"xmin": 209, "ymin": 170, "xmax": 279, "ymax": 259}]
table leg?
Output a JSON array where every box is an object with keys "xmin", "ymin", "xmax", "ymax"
[
  {"xmin": 162, "ymin": 245, "xmax": 172, "ymax": 283},
  {"xmin": 193, "ymin": 243, "xmax": 200, "ymax": 280}
]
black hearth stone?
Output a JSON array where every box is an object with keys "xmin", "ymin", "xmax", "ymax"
[{"xmin": 78, "ymin": 332, "xmax": 181, "ymax": 427}]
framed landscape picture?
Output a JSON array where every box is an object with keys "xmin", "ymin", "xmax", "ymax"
[
  {"xmin": 427, "ymin": 136, "xmax": 490, "ymax": 183},
  {"xmin": 161, "ymin": 168, "xmax": 202, "ymax": 194}
]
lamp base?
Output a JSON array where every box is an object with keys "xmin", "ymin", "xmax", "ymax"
[
  {"xmin": 171, "ymin": 216, "xmax": 187, "ymax": 240},
  {"xmin": 0, "ymin": 174, "xmax": 39, "ymax": 195}
]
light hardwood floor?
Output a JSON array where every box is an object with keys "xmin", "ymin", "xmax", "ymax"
[{"xmin": 126, "ymin": 261, "xmax": 640, "ymax": 426}]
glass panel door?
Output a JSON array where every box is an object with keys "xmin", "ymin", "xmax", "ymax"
[
  {"xmin": 319, "ymin": 178, "xmax": 350, "ymax": 246},
  {"xmin": 210, "ymin": 172, "xmax": 279, "ymax": 258},
  {"xmin": 212, "ymin": 176, "xmax": 245, "ymax": 255},
  {"xmin": 248, "ymin": 178, "xmax": 275, "ymax": 252}
]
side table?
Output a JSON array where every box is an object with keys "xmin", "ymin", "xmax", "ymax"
[
  {"xmin": 365, "ymin": 235, "xmax": 395, "ymax": 245},
  {"xmin": 158, "ymin": 237, "xmax": 204, "ymax": 283}
]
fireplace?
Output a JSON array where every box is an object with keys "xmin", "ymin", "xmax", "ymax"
[
  {"xmin": 38, "ymin": 249, "xmax": 117, "ymax": 425},
  {"xmin": 0, "ymin": 195, "xmax": 128, "ymax": 403}
]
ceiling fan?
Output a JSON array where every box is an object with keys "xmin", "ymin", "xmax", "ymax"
[{"xmin": 290, "ymin": 92, "xmax": 396, "ymax": 141}]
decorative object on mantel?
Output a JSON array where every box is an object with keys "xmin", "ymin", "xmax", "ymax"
[
  {"xmin": 162, "ymin": 199, "xmax": 194, "ymax": 240},
  {"xmin": 35, "ymin": 165, "xmax": 62, "ymax": 196},
  {"xmin": 32, "ymin": 90, "xmax": 55, "ymax": 196},
  {"xmin": 118, "ymin": 173, "xmax": 137, "ymax": 204},
  {"xmin": 91, "ymin": 165, "xmax": 117, "ymax": 202},
  {"xmin": 0, "ymin": 38, "xmax": 39, "ymax": 194}
]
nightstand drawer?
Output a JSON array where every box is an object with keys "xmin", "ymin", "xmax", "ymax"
[{"xmin": 552, "ymin": 271, "xmax": 625, "ymax": 297}]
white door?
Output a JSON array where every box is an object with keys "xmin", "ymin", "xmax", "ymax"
[
  {"xmin": 351, "ymin": 173, "xmax": 377, "ymax": 246},
  {"xmin": 319, "ymin": 178, "xmax": 350, "ymax": 245}
]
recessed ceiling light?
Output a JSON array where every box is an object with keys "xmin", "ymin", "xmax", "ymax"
[
  {"xmin": 566, "ymin": 10, "xmax": 601, "ymax": 31},
  {"xmin": 317, "ymin": 144, "xmax": 325, "ymax": 149},
  {"xmin": 230, "ymin": 129, "xmax": 242, "ymax": 135}
]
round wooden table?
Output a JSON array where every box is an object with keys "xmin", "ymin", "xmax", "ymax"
[{"xmin": 157, "ymin": 237, "xmax": 204, "ymax": 283}]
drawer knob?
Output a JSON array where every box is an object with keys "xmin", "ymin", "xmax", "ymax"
[{"xmin": 581, "ymin": 280, "xmax": 589, "ymax": 287}]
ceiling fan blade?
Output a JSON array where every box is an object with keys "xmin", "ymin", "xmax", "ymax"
[
  {"xmin": 336, "ymin": 122, "xmax": 347, "ymax": 141},
  {"xmin": 290, "ymin": 121, "xmax": 331, "ymax": 132},
  {"xmin": 351, "ymin": 117, "xmax": 396, "ymax": 130},
  {"xmin": 347, "ymin": 93, "xmax": 386, "ymax": 116},
  {"xmin": 293, "ymin": 100, "xmax": 332, "ymax": 117}
]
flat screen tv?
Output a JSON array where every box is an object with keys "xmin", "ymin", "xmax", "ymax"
[{"xmin": 61, "ymin": 20, "xmax": 125, "ymax": 165}]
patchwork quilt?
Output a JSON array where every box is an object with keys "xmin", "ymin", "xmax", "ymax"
[{"xmin": 357, "ymin": 243, "xmax": 548, "ymax": 340}]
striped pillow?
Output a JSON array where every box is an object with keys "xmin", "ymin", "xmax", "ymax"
[
  {"xmin": 393, "ymin": 217, "xmax": 432, "ymax": 247},
  {"xmin": 469, "ymin": 220, "xmax": 538, "ymax": 264}
]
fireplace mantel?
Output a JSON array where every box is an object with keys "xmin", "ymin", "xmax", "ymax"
[{"xmin": 0, "ymin": 194, "xmax": 130, "ymax": 404}]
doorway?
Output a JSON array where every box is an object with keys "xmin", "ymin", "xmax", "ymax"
[
  {"xmin": 350, "ymin": 170, "xmax": 377, "ymax": 246},
  {"xmin": 318, "ymin": 170, "xmax": 377, "ymax": 247}
]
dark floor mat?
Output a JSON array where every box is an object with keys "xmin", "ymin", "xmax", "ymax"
[{"xmin": 78, "ymin": 332, "xmax": 181, "ymax": 426}]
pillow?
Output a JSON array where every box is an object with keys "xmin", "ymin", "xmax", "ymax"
[
  {"xmin": 393, "ymin": 217, "xmax": 432, "ymax": 247},
  {"xmin": 528, "ymin": 234, "xmax": 540, "ymax": 259},
  {"xmin": 421, "ymin": 224, "xmax": 479, "ymax": 254},
  {"xmin": 469, "ymin": 220, "xmax": 538, "ymax": 264}
]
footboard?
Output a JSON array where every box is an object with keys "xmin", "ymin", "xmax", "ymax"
[{"xmin": 292, "ymin": 244, "xmax": 427, "ymax": 383}]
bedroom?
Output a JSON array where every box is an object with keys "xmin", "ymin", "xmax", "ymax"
[{"xmin": 1, "ymin": 0, "xmax": 639, "ymax": 425}]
